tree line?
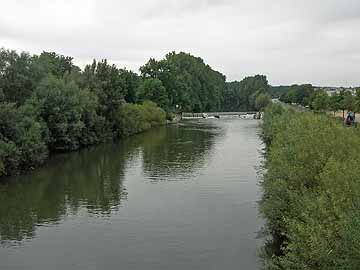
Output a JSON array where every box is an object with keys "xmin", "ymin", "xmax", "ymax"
[
  {"xmin": 0, "ymin": 49, "xmax": 166, "ymax": 177},
  {"xmin": 0, "ymin": 48, "xmax": 272, "ymax": 177},
  {"xmin": 277, "ymin": 83, "xmax": 360, "ymax": 116},
  {"xmin": 310, "ymin": 89, "xmax": 360, "ymax": 116},
  {"xmin": 223, "ymin": 75, "xmax": 272, "ymax": 111},
  {"xmin": 277, "ymin": 84, "xmax": 314, "ymax": 106},
  {"xmin": 261, "ymin": 104, "xmax": 360, "ymax": 269}
]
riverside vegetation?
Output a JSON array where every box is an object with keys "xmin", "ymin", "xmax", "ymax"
[
  {"xmin": 276, "ymin": 84, "xmax": 360, "ymax": 114},
  {"xmin": 0, "ymin": 48, "xmax": 272, "ymax": 177},
  {"xmin": 260, "ymin": 104, "xmax": 360, "ymax": 269}
]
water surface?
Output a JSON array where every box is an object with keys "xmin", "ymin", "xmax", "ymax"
[{"xmin": 0, "ymin": 119, "xmax": 263, "ymax": 270}]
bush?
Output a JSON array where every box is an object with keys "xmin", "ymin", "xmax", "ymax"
[
  {"xmin": 0, "ymin": 139, "xmax": 20, "ymax": 176},
  {"xmin": 261, "ymin": 104, "xmax": 360, "ymax": 269},
  {"xmin": 261, "ymin": 103, "xmax": 287, "ymax": 146},
  {"xmin": 0, "ymin": 102, "xmax": 48, "ymax": 175},
  {"xmin": 166, "ymin": 112, "xmax": 175, "ymax": 121},
  {"xmin": 115, "ymin": 101, "xmax": 166, "ymax": 137},
  {"xmin": 27, "ymin": 75, "xmax": 103, "ymax": 151}
]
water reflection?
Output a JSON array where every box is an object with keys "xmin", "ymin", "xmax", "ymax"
[
  {"xmin": 134, "ymin": 121, "xmax": 223, "ymax": 181},
  {"xmin": 0, "ymin": 144, "xmax": 129, "ymax": 242},
  {"xmin": 0, "ymin": 121, "xmax": 221, "ymax": 243}
]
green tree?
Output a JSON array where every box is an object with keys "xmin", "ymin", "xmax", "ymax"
[
  {"xmin": 328, "ymin": 93, "xmax": 342, "ymax": 115},
  {"xmin": 140, "ymin": 78, "xmax": 170, "ymax": 110},
  {"xmin": 354, "ymin": 89, "xmax": 360, "ymax": 112},
  {"xmin": 279, "ymin": 84, "xmax": 314, "ymax": 106},
  {"xmin": 115, "ymin": 101, "xmax": 166, "ymax": 137},
  {"xmin": 32, "ymin": 51, "xmax": 78, "ymax": 79},
  {"xmin": 141, "ymin": 52, "xmax": 226, "ymax": 112},
  {"xmin": 28, "ymin": 75, "xmax": 99, "ymax": 151},
  {"xmin": 224, "ymin": 75, "xmax": 270, "ymax": 111},
  {"xmin": 255, "ymin": 93, "xmax": 272, "ymax": 111},
  {"xmin": 342, "ymin": 91, "xmax": 355, "ymax": 111},
  {"xmin": 311, "ymin": 90, "xmax": 329, "ymax": 111},
  {"xmin": 0, "ymin": 102, "xmax": 48, "ymax": 175},
  {"xmin": 121, "ymin": 69, "xmax": 142, "ymax": 104},
  {"xmin": 0, "ymin": 49, "xmax": 35, "ymax": 104},
  {"xmin": 81, "ymin": 60, "xmax": 126, "ymax": 131}
]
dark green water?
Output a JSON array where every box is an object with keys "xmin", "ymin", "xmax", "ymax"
[{"xmin": 0, "ymin": 119, "xmax": 263, "ymax": 270}]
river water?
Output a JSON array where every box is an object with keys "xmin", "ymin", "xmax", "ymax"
[{"xmin": 0, "ymin": 119, "xmax": 263, "ymax": 270}]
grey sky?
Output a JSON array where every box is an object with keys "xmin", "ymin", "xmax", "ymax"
[{"xmin": 1, "ymin": 0, "xmax": 359, "ymax": 86}]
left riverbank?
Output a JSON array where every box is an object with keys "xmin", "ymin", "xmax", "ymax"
[
  {"xmin": 0, "ymin": 44, "xmax": 170, "ymax": 178},
  {"xmin": 0, "ymin": 47, "xmax": 226, "ymax": 178},
  {"xmin": 0, "ymin": 97, "xmax": 166, "ymax": 178}
]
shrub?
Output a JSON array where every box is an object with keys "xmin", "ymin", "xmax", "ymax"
[
  {"xmin": 0, "ymin": 102, "xmax": 48, "ymax": 175},
  {"xmin": 0, "ymin": 139, "xmax": 20, "ymax": 176},
  {"xmin": 261, "ymin": 104, "xmax": 360, "ymax": 269},
  {"xmin": 28, "ymin": 75, "xmax": 103, "ymax": 151},
  {"xmin": 115, "ymin": 101, "xmax": 166, "ymax": 137}
]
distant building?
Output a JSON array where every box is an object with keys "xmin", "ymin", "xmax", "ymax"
[{"xmin": 314, "ymin": 86, "xmax": 358, "ymax": 96}]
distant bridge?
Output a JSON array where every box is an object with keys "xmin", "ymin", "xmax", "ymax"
[{"xmin": 182, "ymin": 112, "xmax": 258, "ymax": 118}]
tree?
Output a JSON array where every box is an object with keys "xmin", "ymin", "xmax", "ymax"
[
  {"xmin": 121, "ymin": 69, "xmax": 142, "ymax": 104},
  {"xmin": 32, "ymin": 51, "xmax": 77, "ymax": 79},
  {"xmin": 311, "ymin": 90, "xmax": 329, "ymax": 111},
  {"xmin": 140, "ymin": 52, "xmax": 226, "ymax": 112},
  {"xmin": 328, "ymin": 94, "xmax": 342, "ymax": 115},
  {"xmin": 140, "ymin": 78, "xmax": 169, "ymax": 110},
  {"xmin": 115, "ymin": 101, "xmax": 166, "ymax": 137},
  {"xmin": 27, "ymin": 75, "xmax": 99, "ymax": 151},
  {"xmin": 354, "ymin": 89, "xmax": 360, "ymax": 112},
  {"xmin": 278, "ymin": 84, "xmax": 314, "ymax": 106},
  {"xmin": 81, "ymin": 60, "xmax": 126, "ymax": 130},
  {"xmin": 255, "ymin": 93, "xmax": 272, "ymax": 111},
  {"xmin": 223, "ymin": 75, "xmax": 270, "ymax": 111},
  {"xmin": 342, "ymin": 91, "xmax": 355, "ymax": 111},
  {"xmin": 0, "ymin": 102, "xmax": 48, "ymax": 175},
  {"xmin": 0, "ymin": 49, "xmax": 35, "ymax": 104}
]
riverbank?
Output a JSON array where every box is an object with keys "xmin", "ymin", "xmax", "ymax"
[
  {"xmin": 260, "ymin": 104, "xmax": 360, "ymax": 269},
  {"xmin": 0, "ymin": 100, "xmax": 166, "ymax": 178}
]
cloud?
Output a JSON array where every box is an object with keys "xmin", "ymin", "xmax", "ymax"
[{"xmin": 0, "ymin": 0, "xmax": 359, "ymax": 86}]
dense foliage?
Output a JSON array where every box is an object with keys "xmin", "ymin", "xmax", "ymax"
[
  {"xmin": 140, "ymin": 52, "xmax": 226, "ymax": 112},
  {"xmin": 310, "ymin": 89, "xmax": 360, "ymax": 115},
  {"xmin": 278, "ymin": 84, "xmax": 314, "ymax": 106},
  {"xmin": 261, "ymin": 104, "xmax": 360, "ymax": 269},
  {"xmin": 0, "ymin": 48, "xmax": 166, "ymax": 177},
  {"xmin": 0, "ymin": 47, "xmax": 271, "ymax": 177},
  {"xmin": 277, "ymin": 85, "xmax": 360, "ymax": 116},
  {"xmin": 269, "ymin": 85, "xmax": 291, "ymax": 98},
  {"xmin": 115, "ymin": 101, "xmax": 166, "ymax": 137},
  {"xmin": 223, "ymin": 75, "xmax": 271, "ymax": 111}
]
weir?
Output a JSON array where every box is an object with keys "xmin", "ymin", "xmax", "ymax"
[{"xmin": 182, "ymin": 111, "xmax": 258, "ymax": 118}]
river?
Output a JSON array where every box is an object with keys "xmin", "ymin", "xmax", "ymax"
[{"xmin": 0, "ymin": 119, "xmax": 263, "ymax": 270}]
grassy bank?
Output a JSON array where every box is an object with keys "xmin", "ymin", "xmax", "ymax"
[{"xmin": 260, "ymin": 104, "xmax": 360, "ymax": 269}]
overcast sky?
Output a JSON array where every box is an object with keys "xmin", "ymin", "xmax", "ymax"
[{"xmin": 1, "ymin": 0, "xmax": 359, "ymax": 86}]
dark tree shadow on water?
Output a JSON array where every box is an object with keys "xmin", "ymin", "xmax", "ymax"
[
  {"xmin": 0, "ymin": 121, "xmax": 223, "ymax": 244},
  {"xmin": 0, "ymin": 143, "xmax": 130, "ymax": 243},
  {"xmin": 130, "ymin": 121, "xmax": 223, "ymax": 182}
]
